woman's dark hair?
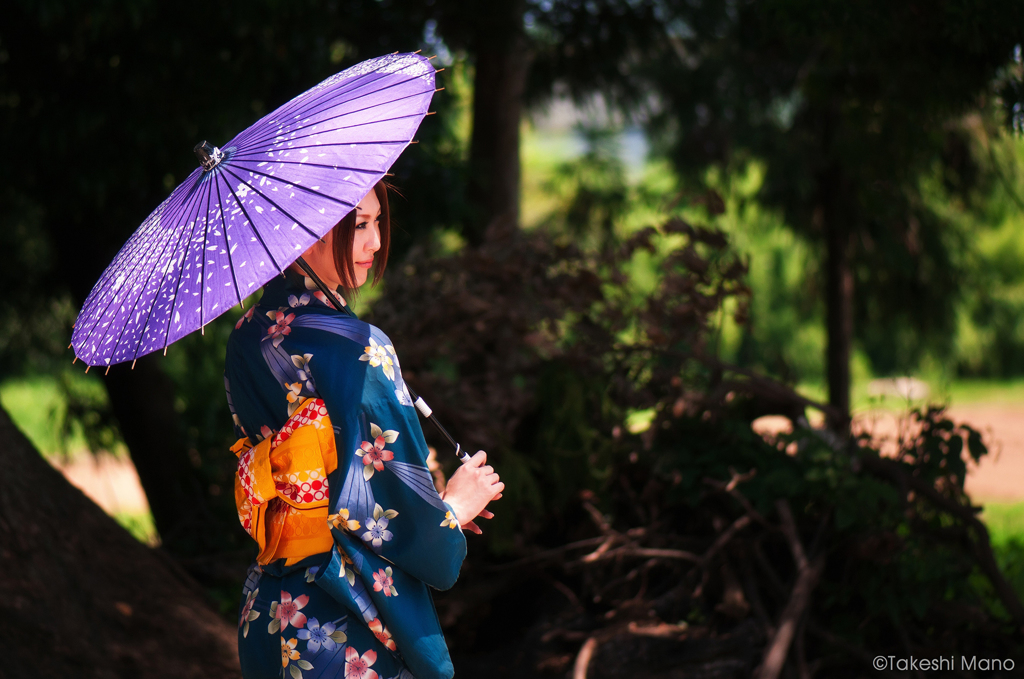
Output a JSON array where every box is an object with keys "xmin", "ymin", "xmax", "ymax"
[{"xmin": 331, "ymin": 181, "xmax": 391, "ymax": 296}]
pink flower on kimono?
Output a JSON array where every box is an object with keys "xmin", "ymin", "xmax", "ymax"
[
  {"xmin": 266, "ymin": 309, "xmax": 296, "ymax": 347},
  {"xmin": 304, "ymin": 276, "xmax": 347, "ymax": 307},
  {"xmin": 354, "ymin": 423, "xmax": 398, "ymax": 480},
  {"xmin": 239, "ymin": 588, "xmax": 260, "ymax": 638},
  {"xmin": 275, "ymin": 591, "xmax": 309, "ymax": 631},
  {"xmin": 372, "ymin": 567, "xmax": 397, "ymax": 597},
  {"xmin": 368, "ymin": 618, "xmax": 397, "ymax": 651},
  {"xmin": 235, "ymin": 306, "xmax": 254, "ymax": 329},
  {"xmin": 344, "ymin": 646, "xmax": 378, "ymax": 679}
]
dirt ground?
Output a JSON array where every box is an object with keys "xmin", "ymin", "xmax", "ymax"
[
  {"xmin": 50, "ymin": 404, "xmax": 1024, "ymax": 522},
  {"xmin": 751, "ymin": 405, "xmax": 1024, "ymax": 504}
]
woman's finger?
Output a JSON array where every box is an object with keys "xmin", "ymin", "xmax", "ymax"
[
  {"xmin": 478, "ymin": 509, "xmax": 494, "ymax": 520},
  {"xmin": 462, "ymin": 520, "xmax": 483, "ymax": 535},
  {"xmin": 480, "ymin": 465, "xmax": 493, "ymax": 475}
]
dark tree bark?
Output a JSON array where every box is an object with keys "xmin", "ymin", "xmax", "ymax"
[
  {"xmin": 464, "ymin": 0, "xmax": 529, "ymax": 245},
  {"xmin": 0, "ymin": 404, "xmax": 239, "ymax": 678},
  {"xmin": 824, "ymin": 209, "xmax": 853, "ymax": 432},
  {"xmin": 103, "ymin": 353, "xmax": 213, "ymax": 555}
]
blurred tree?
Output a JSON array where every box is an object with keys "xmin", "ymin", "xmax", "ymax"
[{"xmin": 526, "ymin": 0, "xmax": 1024, "ymax": 428}]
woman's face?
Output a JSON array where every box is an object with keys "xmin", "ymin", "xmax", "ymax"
[
  {"xmin": 296, "ymin": 189, "xmax": 382, "ymax": 290},
  {"xmin": 350, "ymin": 189, "xmax": 382, "ymax": 288}
]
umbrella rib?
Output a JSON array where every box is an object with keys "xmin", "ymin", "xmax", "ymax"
[
  {"xmin": 214, "ymin": 176, "xmax": 244, "ymax": 310},
  {"xmin": 229, "ymin": 139, "xmax": 406, "ymax": 159},
  {"xmin": 235, "ymin": 84, "xmax": 431, "ymax": 153},
  {"xmin": 223, "ymin": 165, "xmax": 356, "ymax": 215},
  {"xmin": 75, "ymin": 178, "xmax": 198, "ymax": 346},
  {"xmin": 221, "ymin": 171, "xmax": 285, "ymax": 276},
  {"xmin": 231, "ymin": 158, "xmax": 401, "ymax": 173},
  {"xmin": 77, "ymin": 174, "xmax": 206, "ymax": 363},
  {"xmin": 221, "ymin": 166, "xmax": 343, "ymax": 246},
  {"xmin": 115, "ymin": 179, "xmax": 209, "ymax": 366},
  {"xmin": 133, "ymin": 180, "xmax": 212, "ymax": 363},
  {"xmin": 159, "ymin": 176, "xmax": 220, "ymax": 353},
  {"xmin": 231, "ymin": 65, "xmax": 426, "ymax": 150},
  {"xmin": 153, "ymin": 175, "xmax": 211, "ymax": 356},
  {"xmin": 229, "ymin": 68, "xmax": 399, "ymax": 148}
]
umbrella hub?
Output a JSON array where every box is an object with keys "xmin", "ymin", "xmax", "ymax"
[{"xmin": 193, "ymin": 141, "xmax": 224, "ymax": 172}]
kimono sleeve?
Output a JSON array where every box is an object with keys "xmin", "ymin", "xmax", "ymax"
[{"xmin": 292, "ymin": 322, "xmax": 468, "ymax": 591}]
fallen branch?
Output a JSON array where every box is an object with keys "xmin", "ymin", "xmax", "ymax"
[
  {"xmin": 756, "ymin": 554, "xmax": 825, "ymax": 679},
  {"xmin": 755, "ymin": 500, "xmax": 827, "ymax": 679},
  {"xmin": 573, "ymin": 637, "xmax": 599, "ymax": 679}
]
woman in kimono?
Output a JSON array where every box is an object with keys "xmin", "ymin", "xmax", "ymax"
[{"xmin": 224, "ymin": 181, "xmax": 503, "ymax": 679}]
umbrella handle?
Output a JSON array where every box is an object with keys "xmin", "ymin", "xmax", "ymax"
[{"xmin": 293, "ymin": 257, "xmax": 470, "ymax": 464}]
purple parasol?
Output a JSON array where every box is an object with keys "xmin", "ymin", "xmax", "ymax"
[{"xmin": 72, "ymin": 53, "xmax": 436, "ymax": 369}]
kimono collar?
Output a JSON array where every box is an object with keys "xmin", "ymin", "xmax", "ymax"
[{"xmin": 258, "ymin": 268, "xmax": 351, "ymax": 314}]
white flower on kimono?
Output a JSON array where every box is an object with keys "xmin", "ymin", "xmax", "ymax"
[
  {"xmin": 362, "ymin": 504, "xmax": 398, "ymax": 551},
  {"xmin": 328, "ymin": 508, "xmax": 361, "ymax": 532},
  {"xmin": 395, "ymin": 382, "xmax": 413, "ymax": 406},
  {"xmin": 297, "ymin": 617, "xmax": 339, "ymax": 653},
  {"xmin": 288, "ymin": 293, "xmax": 311, "ymax": 308},
  {"xmin": 285, "ymin": 382, "xmax": 304, "ymax": 415},
  {"xmin": 372, "ymin": 567, "xmax": 398, "ymax": 597},
  {"xmin": 354, "ymin": 423, "xmax": 398, "ymax": 480},
  {"xmin": 239, "ymin": 588, "xmax": 260, "ymax": 637},
  {"xmin": 265, "ymin": 308, "xmax": 296, "ymax": 347},
  {"xmin": 290, "ymin": 353, "xmax": 315, "ymax": 391},
  {"xmin": 235, "ymin": 306, "xmax": 254, "ymax": 329},
  {"xmin": 368, "ymin": 618, "xmax": 397, "ymax": 651},
  {"xmin": 268, "ymin": 591, "xmax": 308, "ymax": 633},
  {"xmin": 440, "ymin": 511, "xmax": 459, "ymax": 529},
  {"xmin": 344, "ymin": 646, "xmax": 378, "ymax": 679},
  {"xmin": 304, "ymin": 566, "xmax": 319, "ymax": 584},
  {"xmin": 361, "ymin": 515, "xmax": 393, "ymax": 550},
  {"xmin": 359, "ymin": 338, "xmax": 395, "ymax": 381},
  {"xmin": 336, "ymin": 545, "xmax": 358, "ymax": 586}
]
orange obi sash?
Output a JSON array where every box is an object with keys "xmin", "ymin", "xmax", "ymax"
[{"xmin": 232, "ymin": 398, "xmax": 338, "ymax": 565}]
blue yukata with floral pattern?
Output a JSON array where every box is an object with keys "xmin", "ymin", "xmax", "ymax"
[{"xmin": 224, "ymin": 270, "xmax": 467, "ymax": 679}]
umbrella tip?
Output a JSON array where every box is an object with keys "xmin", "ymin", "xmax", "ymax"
[
  {"xmin": 72, "ymin": 357, "xmax": 77, "ymax": 365},
  {"xmin": 194, "ymin": 141, "xmax": 224, "ymax": 172},
  {"xmin": 105, "ymin": 366, "xmax": 111, "ymax": 375},
  {"xmin": 163, "ymin": 346, "xmax": 168, "ymax": 356},
  {"xmin": 85, "ymin": 365, "xmax": 90, "ymax": 374},
  {"xmin": 131, "ymin": 359, "xmax": 137, "ymax": 370}
]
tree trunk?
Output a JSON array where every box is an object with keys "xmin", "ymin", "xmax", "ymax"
[
  {"xmin": 103, "ymin": 353, "xmax": 211, "ymax": 555},
  {"xmin": 0, "ymin": 404, "xmax": 240, "ymax": 678},
  {"xmin": 821, "ymin": 166, "xmax": 853, "ymax": 432},
  {"xmin": 464, "ymin": 0, "xmax": 529, "ymax": 244}
]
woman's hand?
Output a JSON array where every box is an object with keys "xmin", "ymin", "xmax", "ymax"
[{"xmin": 440, "ymin": 451, "xmax": 503, "ymax": 535}]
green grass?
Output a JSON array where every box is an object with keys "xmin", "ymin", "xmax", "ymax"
[
  {"xmin": 113, "ymin": 510, "xmax": 159, "ymax": 546},
  {"xmin": 981, "ymin": 502, "xmax": 1024, "ymax": 546},
  {"xmin": 0, "ymin": 376, "xmax": 80, "ymax": 457}
]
